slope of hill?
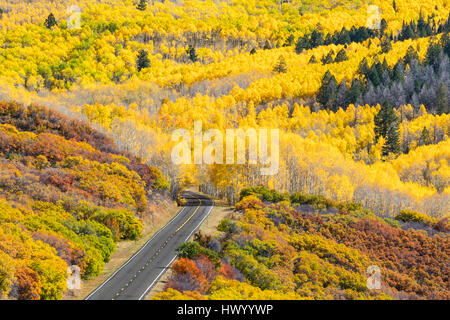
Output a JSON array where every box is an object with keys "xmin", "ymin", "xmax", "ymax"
[
  {"xmin": 0, "ymin": 1, "xmax": 446, "ymax": 219},
  {"xmin": 0, "ymin": 0, "xmax": 449, "ymax": 301},
  {"xmin": 0, "ymin": 101, "xmax": 169, "ymax": 299},
  {"xmin": 154, "ymin": 187, "xmax": 449, "ymax": 300}
]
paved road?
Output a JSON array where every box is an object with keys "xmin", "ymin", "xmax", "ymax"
[{"xmin": 85, "ymin": 191, "xmax": 214, "ymax": 300}]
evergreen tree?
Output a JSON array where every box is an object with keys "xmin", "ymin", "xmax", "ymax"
[
  {"xmin": 250, "ymin": 48, "xmax": 257, "ymax": 55},
  {"xmin": 374, "ymin": 101, "xmax": 400, "ymax": 157},
  {"xmin": 44, "ymin": 13, "xmax": 57, "ymax": 29},
  {"xmin": 403, "ymin": 45, "xmax": 419, "ymax": 65},
  {"xmin": 187, "ymin": 45, "xmax": 198, "ymax": 63},
  {"xmin": 354, "ymin": 27, "xmax": 370, "ymax": 43},
  {"xmin": 136, "ymin": 0, "xmax": 147, "ymax": 11},
  {"xmin": 324, "ymin": 33, "xmax": 333, "ymax": 45},
  {"xmin": 436, "ymin": 83, "xmax": 449, "ymax": 114},
  {"xmin": 334, "ymin": 49, "xmax": 348, "ymax": 62},
  {"xmin": 295, "ymin": 36, "xmax": 309, "ymax": 54},
  {"xmin": 336, "ymin": 80, "xmax": 348, "ymax": 108},
  {"xmin": 318, "ymin": 71, "xmax": 337, "ymax": 108},
  {"xmin": 382, "ymin": 58, "xmax": 390, "ymax": 73},
  {"xmin": 426, "ymin": 42, "xmax": 443, "ymax": 71},
  {"xmin": 416, "ymin": 12, "xmax": 431, "ymax": 37},
  {"xmin": 321, "ymin": 50, "xmax": 334, "ymax": 64},
  {"xmin": 308, "ymin": 55, "xmax": 318, "ymax": 64},
  {"xmin": 399, "ymin": 24, "xmax": 414, "ymax": 41},
  {"xmin": 347, "ymin": 78, "xmax": 364, "ymax": 105},
  {"xmin": 380, "ymin": 19, "xmax": 388, "ymax": 35},
  {"xmin": 391, "ymin": 61, "xmax": 405, "ymax": 82},
  {"xmin": 357, "ymin": 58, "xmax": 370, "ymax": 76},
  {"xmin": 337, "ymin": 29, "xmax": 351, "ymax": 44},
  {"xmin": 310, "ymin": 30, "xmax": 324, "ymax": 47},
  {"xmin": 384, "ymin": 120, "xmax": 401, "ymax": 156},
  {"xmin": 273, "ymin": 55, "xmax": 287, "ymax": 73},
  {"xmin": 367, "ymin": 63, "xmax": 382, "ymax": 86},
  {"xmin": 136, "ymin": 49, "xmax": 150, "ymax": 71},
  {"xmin": 419, "ymin": 127, "xmax": 431, "ymax": 145},
  {"xmin": 442, "ymin": 12, "xmax": 450, "ymax": 32},
  {"xmin": 283, "ymin": 35, "xmax": 295, "ymax": 47},
  {"xmin": 380, "ymin": 36, "xmax": 392, "ymax": 53},
  {"xmin": 441, "ymin": 33, "xmax": 450, "ymax": 57}
]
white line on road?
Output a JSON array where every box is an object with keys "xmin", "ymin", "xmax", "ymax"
[
  {"xmin": 138, "ymin": 200, "xmax": 214, "ymax": 300},
  {"xmin": 137, "ymin": 255, "xmax": 177, "ymax": 300},
  {"xmin": 184, "ymin": 202, "xmax": 214, "ymax": 242},
  {"xmin": 85, "ymin": 205, "xmax": 188, "ymax": 300}
]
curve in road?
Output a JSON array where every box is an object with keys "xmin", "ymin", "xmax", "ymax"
[{"xmin": 85, "ymin": 191, "xmax": 214, "ymax": 300}]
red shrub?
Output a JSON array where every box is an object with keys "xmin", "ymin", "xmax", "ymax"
[
  {"xmin": 12, "ymin": 266, "xmax": 42, "ymax": 300},
  {"xmin": 27, "ymin": 134, "xmax": 67, "ymax": 162},
  {"xmin": 219, "ymin": 263, "xmax": 238, "ymax": 280},
  {"xmin": 32, "ymin": 231, "xmax": 85, "ymax": 268},
  {"xmin": 168, "ymin": 258, "xmax": 209, "ymax": 293},
  {"xmin": 39, "ymin": 168, "xmax": 75, "ymax": 192},
  {"xmin": 194, "ymin": 255, "xmax": 216, "ymax": 282}
]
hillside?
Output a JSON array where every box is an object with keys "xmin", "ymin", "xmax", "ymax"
[
  {"xmin": 0, "ymin": 1, "xmax": 447, "ymax": 218},
  {"xmin": 0, "ymin": 0, "xmax": 448, "ymax": 301},
  {"xmin": 0, "ymin": 101, "xmax": 169, "ymax": 299},
  {"xmin": 154, "ymin": 187, "xmax": 449, "ymax": 300}
]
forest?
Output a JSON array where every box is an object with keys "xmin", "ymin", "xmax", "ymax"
[{"xmin": 0, "ymin": 0, "xmax": 448, "ymax": 300}]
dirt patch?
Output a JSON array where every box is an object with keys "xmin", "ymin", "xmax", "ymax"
[{"xmin": 196, "ymin": 205, "xmax": 233, "ymax": 237}]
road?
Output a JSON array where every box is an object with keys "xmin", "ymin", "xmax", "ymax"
[{"xmin": 85, "ymin": 191, "xmax": 214, "ymax": 300}]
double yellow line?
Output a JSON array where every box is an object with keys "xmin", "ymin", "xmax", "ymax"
[{"xmin": 175, "ymin": 196, "xmax": 201, "ymax": 232}]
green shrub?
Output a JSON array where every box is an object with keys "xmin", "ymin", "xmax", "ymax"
[
  {"xmin": 395, "ymin": 210, "xmax": 437, "ymax": 226},
  {"xmin": 91, "ymin": 208, "xmax": 143, "ymax": 240},
  {"xmin": 177, "ymin": 242, "xmax": 219, "ymax": 262},
  {"xmin": 290, "ymin": 192, "xmax": 336, "ymax": 209},
  {"xmin": 217, "ymin": 218, "xmax": 241, "ymax": 235},
  {"xmin": 239, "ymin": 186, "xmax": 289, "ymax": 203}
]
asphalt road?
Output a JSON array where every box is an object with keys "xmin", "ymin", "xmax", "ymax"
[{"xmin": 85, "ymin": 191, "xmax": 214, "ymax": 300}]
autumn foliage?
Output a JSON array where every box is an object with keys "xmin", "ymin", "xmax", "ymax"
[
  {"xmin": 156, "ymin": 188, "xmax": 448, "ymax": 300},
  {"xmin": 0, "ymin": 0, "xmax": 449, "ymax": 301},
  {"xmin": 0, "ymin": 101, "xmax": 169, "ymax": 299}
]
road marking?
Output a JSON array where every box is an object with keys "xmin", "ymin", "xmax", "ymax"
[
  {"xmin": 137, "ymin": 197, "xmax": 215, "ymax": 300},
  {"xmin": 184, "ymin": 203, "xmax": 214, "ymax": 242},
  {"xmin": 119, "ymin": 198, "xmax": 202, "ymax": 296},
  {"xmin": 87, "ymin": 192, "xmax": 213, "ymax": 300},
  {"xmin": 137, "ymin": 255, "xmax": 177, "ymax": 301},
  {"xmin": 84, "ymin": 204, "xmax": 189, "ymax": 300},
  {"xmin": 176, "ymin": 201, "xmax": 201, "ymax": 232}
]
